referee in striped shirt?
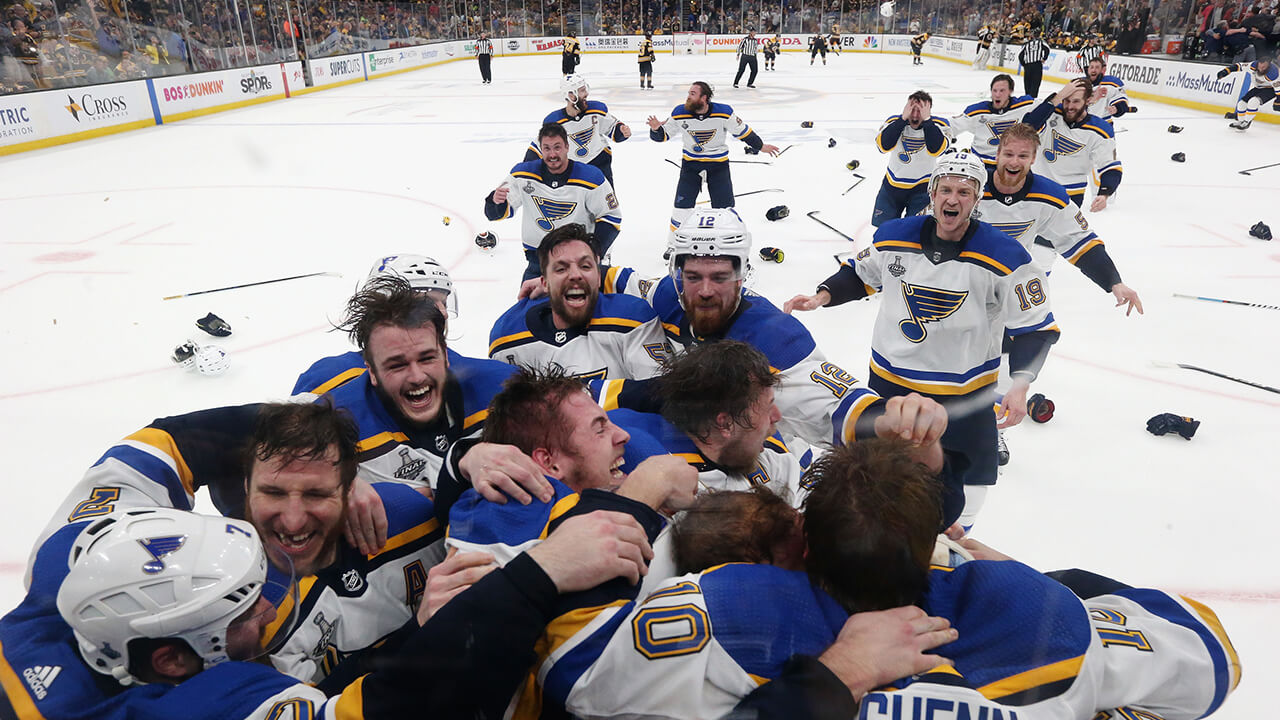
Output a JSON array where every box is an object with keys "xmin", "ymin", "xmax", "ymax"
[
  {"xmin": 476, "ymin": 32, "xmax": 494, "ymax": 84},
  {"xmin": 1018, "ymin": 32, "xmax": 1049, "ymax": 97},
  {"xmin": 734, "ymin": 30, "xmax": 759, "ymax": 88}
]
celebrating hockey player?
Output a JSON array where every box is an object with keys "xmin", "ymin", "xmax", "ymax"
[
  {"xmin": 1085, "ymin": 56, "xmax": 1132, "ymax": 119},
  {"xmin": 647, "ymin": 82, "xmax": 779, "ymax": 235},
  {"xmin": 872, "ymin": 90, "xmax": 951, "ymax": 226},
  {"xmin": 486, "ymin": 122, "xmax": 623, "ymax": 280},
  {"xmin": 524, "ymin": 74, "xmax": 630, "ymax": 187},
  {"xmin": 785, "ymin": 150, "xmax": 1058, "ymax": 527},
  {"xmin": 1218, "ymin": 54, "xmax": 1279, "ymax": 130},
  {"xmin": 981, "ymin": 122, "xmax": 1142, "ymax": 315},
  {"xmin": 948, "ymin": 74, "xmax": 1035, "ymax": 168},
  {"xmin": 1024, "ymin": 78, "xmax": 1123, "ymax": 211},
  {"xmin": 489, "ymin": 224, "xmax": 670, "ymax": 380}
]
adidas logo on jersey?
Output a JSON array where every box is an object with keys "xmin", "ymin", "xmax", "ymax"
[{"xmin": 23, "ymin": 665, "xmax": 61, "ymax": 700}]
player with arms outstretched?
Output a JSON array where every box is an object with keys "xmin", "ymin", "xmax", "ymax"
[
  {"xmin": 1219, "ymin": 54, "xmax": 1278, "ymax": 130},
  {"xmin": 524, "ymin": 74, "xmax": 630, "ymax": 187},
  {"xmin": 1024, "ymin": 78, "xmax": 1123, "ymax": 211}
]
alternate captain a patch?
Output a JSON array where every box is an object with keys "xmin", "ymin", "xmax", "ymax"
[
  {"xmin": 899, "ymin": 282, "xmax": 968, "ymax": 343},
  {"xmin": 1043, "ymin": 130, "xmax": 1085, "ymax": 162},
  {"xmin": 531, "ymin": 197, "xmax": 580, "ymax": 232}
]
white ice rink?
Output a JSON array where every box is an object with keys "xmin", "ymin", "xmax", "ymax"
[{"xmin": 1, "ymin": 50, "xmax": 1276, "ymax": 715}]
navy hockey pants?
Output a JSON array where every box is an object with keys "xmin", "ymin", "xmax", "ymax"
[
  {"xmin": 675, "ymin": 161, "xmax": 734, "ymax": 210},
  {"xmin": 871, "ymin": 178, "xmax": 930, "ymax": 226}
]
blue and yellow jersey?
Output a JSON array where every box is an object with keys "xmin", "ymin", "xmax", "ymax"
[
  {"xmin": 875, "ymin": 115, "xmax": 952, "ymax": 187},
  {"xmin": 293, "ymin": 348, "xmax": 470, "ymax": 396},
  {"xmin": 524, "ymin": 100, "xmax": 627, "ymax": 165},
  {"xmin": 488, "ymin": 292, "xmax": 670, "ymax": 380},
  {"xmin": 949, "ymin": 96, "xmax": 1035, "ymax": 164},
  {"xmin": 485, "ymin": 158, "xmax": 621, "ymax": 250},
  {"xmin": 325, "ymin": 354, "xmax": 517, "ymax": 488},
  {"xmin": 1027, "ymin": 102, "xmax": 1122, "ymax": 199},
  {"xmin": 650, "ymin": 101, "xmax": 761, "ymax": 162}
]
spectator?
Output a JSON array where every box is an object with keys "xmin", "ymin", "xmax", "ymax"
[{"xmin": 84, "ymin": 54, "xmax": 115, "ymax": 84}]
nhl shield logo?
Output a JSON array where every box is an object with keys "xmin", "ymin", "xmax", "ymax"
[
  {"xmin": 434, "ymin": 435, "xmax": 448, "ymax": 451},
  {"xmin": 138, "ymin": 535, "xmax": 186, "ymax": 574},
  {"xmin": 555, "ymin": 330, "xmax": 568, "ymax": 343},
  {"xmin": 888, "ymin": 256, "xmax": 907, "ymax": 278},
  {"xmin": 342, "ymin": 569, "xmax": 364, "ymax": 592}
]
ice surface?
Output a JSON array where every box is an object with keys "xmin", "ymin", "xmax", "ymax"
[{"xmin": 1, "ymin": 51, "xmax": 1274, "ymax": 715}]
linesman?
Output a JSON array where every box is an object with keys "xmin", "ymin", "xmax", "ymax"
[
  {"xmin": 476, "ymin": 32, "xmax": 493, "ymax": 84},
  {"xmin": 733, "ymin": 30, "xmax": 759, "ymax": 88}
]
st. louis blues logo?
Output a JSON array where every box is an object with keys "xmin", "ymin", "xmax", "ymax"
[
  {"xmin": 689, "ymin": 129, "xmax": 717, "ymax": 152},
  {"xmin": 1042, "ymin": 130, "xmax": 1085, "ymax": 162},
  {"xmin": 570, "ymin": 127, "xmax": 594, "ymax": 157},
  {"xmin": 530, "ymin": 196, "xmax": 578, "ymax": 232},
  {"xmin": 985, "ymin": 119, "xmax": 1018, "ymax": 145},
  {"xmin": 898, "ymin": 135, "xmax": 927, "ymax": 163},
  {"xmin": 898, "ymin": 282, "xmax": 968, "ymax": 343},
  {"xmin": 138, "ymin": 535, "xmax": 186, "ymax": 574},
  {"xmin": 989, "ymin": 220, "xmax": 1036, "ymax": 242}
]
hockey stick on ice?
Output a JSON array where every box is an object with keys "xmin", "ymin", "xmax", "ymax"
[
  {"xmin": 776, "ymin": 144, "xmax": 796, "ymax": 156},
  {"xmin": 1173, "ymin": 293, "xmax": 1280, "ymax": 311},
  {"xmin": 1239, "ymin": 161, "xmax": 1280, "ymax": 176},
  {"xmin": 730, "ymin": 159, "xmax": 773, "ymax": 165},
  {"xmin": 1151, "ymin": 361, "xmax": 1280, "ymax": 394},
  {"xmin": 163, "ymin": 272, "xmax": 341, "ymax": 301},
  {"xmin": 842, "ymin": 173, "xmax": 866, "ymax": 196},
  {"xmin": 806, "ymin": 210, "xmax": 857, "ymax": 242},
  {"xmin": 664, "ymin": 158, "xmax": 681, "ymax": 169},
  {"xmin": 697, "ymin": 188, "xmax": 783, "ymax": 205}
]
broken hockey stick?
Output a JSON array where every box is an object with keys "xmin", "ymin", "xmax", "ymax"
[
  {"xmin": 1239, "ymin": 161, "xmax": 1280, "ymax": 176},
  {"xmin": 842, "ymin": 173, "xmax": 867, "ymax": 196},
  {"xmin": 776, "ymin": 144, "xmax": 796, "ymax": 156},
  {"xmin": 1152, "ymin": 361, "xmax": 1279, "ymax": 395},
  {"xmin": 664, "ymin": 158, "xmax": 681, "ymax": 169},
  {"xmin": 697, "ymin": 188, "xmax": 783, "ymax": 205},
  {"xmin": 806, "ymin": 210, "xmax": 857, "ymax": 242},
  {"xmin": 1173, "ymin": 293, "xmax": 1280, "ymax": 311},
  {"xmin": 163, "ymin": 272, "xmax": 341, "ymax": 301}
]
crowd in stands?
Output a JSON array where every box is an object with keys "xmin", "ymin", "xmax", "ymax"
[{"xmin": 4, "ymin": 0, "xmax": 1274, "ymax": 95}]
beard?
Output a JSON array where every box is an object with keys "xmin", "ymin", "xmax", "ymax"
[
  {"xmin": 549, "ymin": 285, "xmax": 597, "ymax": 327},
  {"xmin": 684, "ymin": 98, "xmax": 708, "ymax": 114}
]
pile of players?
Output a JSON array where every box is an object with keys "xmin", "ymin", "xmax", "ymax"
[{"xmin": 0, "ymin": 67, "xmax": 1246, "ymax": 720}]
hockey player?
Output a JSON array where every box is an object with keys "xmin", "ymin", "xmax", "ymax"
[
  {"xmin": 1219, "ymin": 54, "xmax": 1279, "ymax": 130},
  {"xmin": 872, "ymin": 90, "xmax": 951, "ymax": 226},
  {"xmin": 1085, "ymin": 56, "xmax": 1132, "ymax": 119},
  {"xmin": 486, "ymin": 122, "xmax": 623, "ymax": 280},
  {"xmin": 4, "ymin": 503, "xmax": 652, "ymax": 719},
  {"xmin": 981, "ymin": 122, "xmax": 1143, "ymax": 315},
  {"xmin": 524, "ymin": 74, "xmax": 630, "ymax": 188},
  {"xmin": 784, "ymin": 150, "xmax": 1058, "ymax": 526},
  {"xmin": 647, "ymin": 81, "xmax": 779, "ymax": 235},
  {"xmin": 1024, "ymin": 78, "xmax": 1123, "ymax": 211},
  {"xmin": 762, "ymin": 34, "xmax": 780, "ymax": 70},
  {"xmin": 637, "ymin": 32, "xmax": 654, "ymax": 89},
  {"xmin": 828, "ymin": 24, "xmax": 842, "ymax": 55},
  {"xmin": 948, "ymin": 73, "xmax": 1035, "ymax": 168},
  {"xmin": 489, "ymin": 224, "xmax": 670, "ymax": 380},
  {"xmin": 974, "ymin": 23, "xmax": 996, "ymax": 69},
  {"xmin": 561, "ymin": 30, "xmax": 580, "ymax": 75},
  {"xmin": 910, "ymin": 31, "xmax": 929, "ymax": 65},
  {"xmin": 808, "ymin": 32, "xmax": 828, "ymax": 65},
  {"xmin": 293, "ymin": 254, "xmax": 456, "ymax": 396}
]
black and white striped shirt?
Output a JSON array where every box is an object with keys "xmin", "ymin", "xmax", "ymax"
[
  {"xmin": 738, "ymin": 36, "xmax": 758, "ymax": 56},
  {"xmin": 1019, "ymin": 38, "xmax": 1048, "ymax": 64},
  {"xmin": 1078, "ymin": 44, "xmax": 1106, "ymax": 66},
  {"xmin": 476, "ymin": 38, "xmax": 493, "ymax": 55}
]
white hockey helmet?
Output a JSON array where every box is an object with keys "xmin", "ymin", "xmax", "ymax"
[
  {"xmin": 365, "ymin": 254, "xmax": 457, "ymax": 316},
  {"xmin": 928, "ymin": 149, "xmax": 987, "ymax": 196},
  {"xmin": 668, "ymin": 208, "xmax": 753, "ymax": 307},
  {"xmin": 560, "ymin": 73, "xmax": 589, "ymax": 103},
  {"xmin": 56, "ymin": 508, "xmax": 293, "ymax": 686}
]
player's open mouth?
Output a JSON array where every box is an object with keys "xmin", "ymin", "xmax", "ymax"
[
  {"xmin": 942, "ymin": 209, "xmax": 960, "ymax": 218},
  {"xmin": 610, "ymin": 457, "xmax": 624, "ymax": 479},
  {"xmin": 565, "ymin": 288, "xmax": 589, "ymax": 306},
  {"xmin": 405, "ymin": 385, "xmax": 433, "ymax": 408},
  {"xmin": 275, "ymin": 531, "xmax": 316, "ymax": 554}
]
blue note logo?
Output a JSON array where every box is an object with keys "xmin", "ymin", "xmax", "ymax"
[
  {"xmin": 1042, "ymin": 130, "xmax": 1085, "ymax": 162},
  {"xmin": 690, "ymin": 129, "xmax": 717, "ymax": 152},
  {"xmin": 989, "ymin": 220, "xmax": 1036, "ymax": 242},
  {"xmin": 138, "ymin": 535, "xmax": 186, "ymax": 574},
  {"xmin": 530, "ymin": 196, "xmax": 578, "ymax": 232},
  {"xmin": 570, "ymin": 126, "xmax": 594, "ymax": 157},
  {"xmin": 898, "ymin": 282, "xmax": 968, "ymax": 343},
  {"xmin": 897, "ymin": 135, "xmax": 926, "ymax": 163},
  {"xmin": 985, "ymin": 118, "xmax": 1018, "ymax": 145}
]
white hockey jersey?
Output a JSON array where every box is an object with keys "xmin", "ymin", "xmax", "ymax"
[
  {"xmin": 526, "ymin": 100, "xmax": 626, "ymax": 165},
  {"xmin": 487, "ymin": 159, "xmax": 622, "ymax": 250},
  {"xmin": 949, "ymin": 96, "xmax": 1035, "ymax": 166},
  {"xmin": 1088, "ymin": 74, "xmax": 1130, "ymax": 118},
  {"xmin": 602, "ymin": 268, "xmax": 884, "ymax": 448},
  {"xmin": 846, "ymin": 215, "xmax": 1057, "ymax": 395},
  {"xmin": 488, "ymin": 292, "xmax": 671, "ymax": 381},
  {"xmin": 1028, "ymin": 106, "xmax": 1123, "ymax": 201},
  {"xmin": 874, "ymin": 114, "xmax": 952, "ymax": 188},
  {"xmin": 651, "ymin": 101, "xmax": 760, "ymax": 163},
  {"xmin": 978, "ymin": 171, "xmax": 1105, "ymax": 273}
]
